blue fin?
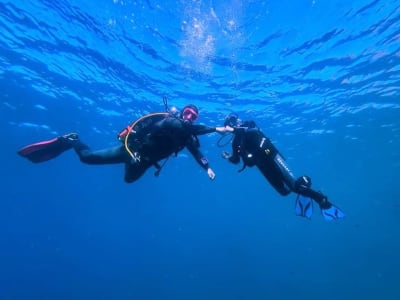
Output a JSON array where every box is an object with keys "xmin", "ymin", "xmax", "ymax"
[
  {"xmin": 295, "ymin": 195, "xmax": 313, "ymax": 219},
  {"xmin": 321, "ymin": 205, "xmax": 345, "ymax": 221}
]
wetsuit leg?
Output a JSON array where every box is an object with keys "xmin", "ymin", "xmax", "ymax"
[
  {"xmin": 254, "ymin": 137, "xmax": 332, "ymax": 210},
  {"xmin": 73, "ymin": 141, "xmax": 128, "ymax": 164},
  {"xmin": 255, "ymin": 142, "xmax": 296, "ymax": 196},
  {"xmin": 256, "ymin": 160, "xmax": 292, "ymax": 195},
  {"xmin": 295, "ymin": 184, "xmax": 329, "ymax": 208},
  {"xmin": 124, "ymin": 160, "xmax": 152, "ymax": 183},
  {"xmin": 72, "ymin": 139, "xmax": 153, "ymax": 183}
]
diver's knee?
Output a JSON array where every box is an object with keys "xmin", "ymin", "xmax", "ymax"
[
  {"xmin": 267, "ymin": 179, "xmax": 292, "ymax": 196},
  {"xmin": 124, "ymin": 174, "xmax": 135, "ymax": 183},
  {"xmin": 277, "ymin": 188, "xmax": 291, "ymax": 196},
  {"xmin": 124, "ymin": 170, "xmax": 143, "ymax": 183}
]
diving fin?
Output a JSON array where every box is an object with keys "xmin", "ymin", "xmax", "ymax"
[
  {"xmin": 321, "ymin": 204, "xmax": 345, "ymax": 221},
  {"xmin": 17, "ymin": 133, "xmax": 78, "ymax": 163},
  {"xmin": 295, "ymin": 194, "xmax": 313, "ymax": 219}
]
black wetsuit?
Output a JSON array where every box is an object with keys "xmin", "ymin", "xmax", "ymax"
[
  {"xmin": 227, "ymin": 122, "xmax": 329, "ymax": 207},
  {"xmin": 72, "ymin": 116, "xmax": 216, "ymax": 183}
]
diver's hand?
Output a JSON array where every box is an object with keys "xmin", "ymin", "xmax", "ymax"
[
  {"xmin": 207, "ymin": 168, "xmax": 216, "ymax": 180},
  {"xmin": 215, "ymin": 126, "xmax": 234, "ymax": 133},
  {"xmin": 221, "ymin": 151, "xmax": 230, "ymax": 159},
  {"xmin": 215, "ymin": 126, "xmax": 227, "ymax": 133}
]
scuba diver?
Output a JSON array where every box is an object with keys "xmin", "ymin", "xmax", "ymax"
[
  {"xmin": 221, "ymin": 113, "xmax": 345, "ymax": 221},
  {"xmin": 17, "ymin": 104, "xmax": 228, "ymax": 183}
]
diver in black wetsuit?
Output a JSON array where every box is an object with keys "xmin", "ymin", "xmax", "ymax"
[
  {"xmin": 18, "ymin": 105, "xmax": 228, "ymax": 183},
  {"xmin": 73, "ymin": 104, "xmax": 230, "ymax": 182},
  {"xmin": 221, "ymin": 113, "xmax": 344, "ymax": 221}
]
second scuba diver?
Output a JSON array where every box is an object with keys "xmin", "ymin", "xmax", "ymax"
[{"xmin": 221, "ymin": 113, "xmax": 345, "ymax": 221}]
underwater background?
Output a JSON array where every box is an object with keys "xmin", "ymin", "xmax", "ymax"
[{"xmin": 1, "ymin": 0, "xmax": 399, "ymax": 299}]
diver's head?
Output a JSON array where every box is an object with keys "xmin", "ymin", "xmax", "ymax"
[
  {"xmin": 224, "ymin": 113, "xmax": 241, "ymax": 127},
  {"xmin": 168, "ymin": 106, "xmax": 180, "ymax": 117},
  {"xmin": 181, "ymin": 104, "xmax": 199, "ymax": 123}
]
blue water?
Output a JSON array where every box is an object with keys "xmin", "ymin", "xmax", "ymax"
[{"xmin": 1, "ymin": 0, "xmax": 399, "ymax": 299}]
